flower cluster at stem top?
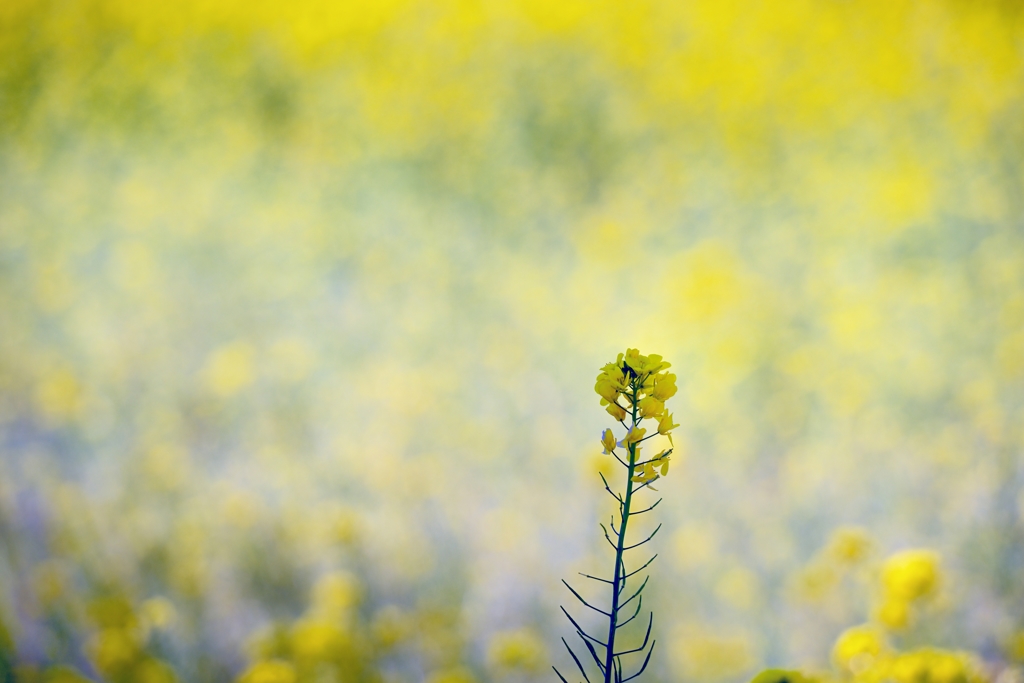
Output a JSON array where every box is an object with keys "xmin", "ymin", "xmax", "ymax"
[{"xmin": 595, "ymin": 349, "xmax": 679, "ymax": 489}]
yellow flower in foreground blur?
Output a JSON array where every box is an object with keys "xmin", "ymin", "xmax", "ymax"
[
  {"xmin": 882, "ymin": 550, "xmax": 941, "ymax": 602},
  {"xmin": 88, "ymin": 628, "xmax": 139, "ymax": 676},
  {"xmin": 833, "ymin": 625, "xmax": 888, "ymax": 675},
  {"xmin": 876, "ymin": 599, "xmax": 911, "ymax": 631},
  {"xmin": 675, "ymin": 631, "xmax": 755, "ymax": 683},
  {"xmin": 425, "ymin": 667, "xmax": 476, "ymax": 683},
  {"xmin": 487, "ymin": 628, "xmax": 547, "ymax": 672},
  {"xmin": 371, "ymin": 606, "xmax": 411, "ymax": 648},
  {"xmin": 136, "ymin": 659, "xmax": 178, "ymax": 683},
  {"xmin": 34, "ymin": 368, "xmax": 83, "ymax": 423},
  {"xmin": 237, "ymin": 660, "xmax": 297, "ymax": 683},
  {"xmin": 139, "ymin": 597, "xmax": 177, "ymax": 637},
  {"xmin": 750, "ymin": 669, "xmax": 814, "ymax": 683},
  {"xmin": 1008, "ymin": 630, "xmax": 1024, "ymax": 662},
  {"xmin": 204, "ymin": 341, "xmax": 256, "ymax": 397},
  {"xmin": 826, "ymin": 527, "xmax": 874, "ymax": 565},
  {"xmin": 310, "ymin": 571, "xmax": 360, "ymax": 619},
  {"xmin": 290, "ymin": 618, "xmax": 347, "ymax": 662},
  {"xmin": 39, "ymin": 667, "xmax": 94, "ymax": 683},
  {"xmin": 889, "ymin": 649, "xmax": 983, "ymax": 683}
]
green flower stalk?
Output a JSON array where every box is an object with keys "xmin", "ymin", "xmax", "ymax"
[{"xmin": 555, "ymin": 349, "xmax": 678, "ymax": 683}]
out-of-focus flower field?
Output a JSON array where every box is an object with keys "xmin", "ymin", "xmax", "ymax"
[{"xmin": 1, "ymin": 1, "xmax": 1023, "ymax": 682}]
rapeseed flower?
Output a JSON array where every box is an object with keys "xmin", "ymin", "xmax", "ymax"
[
  {"xmin": 657, "ymin": 412, "xmax": 679, "ymax": 445},
  {"xmin": 87, "ymin": 628, "xmax": 139, "ymax": 677},
  {"xmin": 631, "ymin": 460, "xmax": 665, "ymax": 490},
  {"xmin": 888, "ymin": 649, "xmax": 982, "ymax": 683},
  {"xmin": 237, "ymin": 660, "xmax": 297, "ymax": 683},
  {"xmin": 601, "ymin": 429, "xmax": 617, "ymax": 454},
  {"xmin": 826, "ymin": 527, "xmax": 874, "ymax": 565},
  {"xmin": 882, "ymin": 550, "xmax": 941, "ymax": 602},
  {"xmin": 290, "ymin": 618, "xmax": 347, "ymax": 662},
  {"xmin": 618, "ymin": 426, "xmax": 647, "ymax": 449},
  {"xmin": 651, "ymin": 373, "xmax": 678, "ymax": 402},
  {"xmin": 750, "ymin": 669, "xmax": 814, "ymax": 683},
  {"xmin": 637, "ymin": 396, "xmax": 665, "ymax": 419},
  {"xmin": 876, "ymin": 599, "xmax": 911, "ymax": 631},
  {"xmin": 623, "ymin": 349, "xmax": 670, "ymax": 376},
  {"xmin": 1008, "ymin": 630, "xmax": 1024, "ymax": 662},
  {"xmin": 833, "ymin": 625, "xmax": 888, "ymax": 674},
  {"xmin": 654, "ymin": 450, "xmax": 671, "ymax": 475},
  {"xmin": 487, "ymin": 628, "xmax": 547, "ymax": 672},
  {"xmin": 560, "ymin": 349, "xmax": 679, "ymax": 683},
  {"xmin": 605, "ymin": 402, "xmax": 628, "ymax": 421}
]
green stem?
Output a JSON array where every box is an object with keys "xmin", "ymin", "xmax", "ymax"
[{"xmin": 603, "ymin": 384, "xmax": 639, "ymax": 683}]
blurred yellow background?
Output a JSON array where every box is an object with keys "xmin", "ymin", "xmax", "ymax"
[{"xmin": 1, "ymin": 1, "xmax": 1023, "ymax": 682}]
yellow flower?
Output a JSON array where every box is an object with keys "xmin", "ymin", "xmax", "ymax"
[
  {"xmin": 876, "ymin": 598, "xmax": 910, "ymax": 631},
  {"xmin": 1008, "ymin": 630, "xmax": 1024, "ymax": 662},
  {"xmin": 136, "ymin": 659, "xmax": 178, "ymax": 683},
  {"xmin": 291, "ymin": 618, "xmax": 346, "ymax": 662},
  {"xmin": 237, "ymin": 660, "xmax": 297, "ymax": 683},
  {"xmin": 601, "ymin": 429, "xmax": 616, "ymax": 454},
  {"xmin": 600, "ymin": 360, "xmax": 625, "ymax": 379},
  {"xmin": 618, "ymin": 426, "xmax": 646, "ymax": 449},
  {"xmin": 645, "ymin": 354, "xmax": 669, "ymax": 373},
  {"xmin": 88, "ymin": 628, "xmax": 140, "ymax": 675},
  {"xmin": 923, "ymin": 651, "xmax": 973, "ymax": 683},
  {"xmin": 595, "ymin": 362, "xmax": 628, "ymax": 403},
  {"xmin": 657, "ymin": 411, "xmax": 679, "ymax": 445},
  {"xmin": 204, "ymin": 341, "xmax": 256, "ymax": 397},
  {"xmin": 39, "ymin": 667, "xmax": 94, "ymax": 683},
  {"xmin": 888, "ymin": 649, "xmax": 978, "ymax": 683},
  {"xmin": 623, "ymin": 349, "xmax": 670, "ymax": 377},
  {"xmin": 833, "ymin": 625, "xmax": 888, "ymax": 674},
  {"xmin": 653, "ymin": 449, "xmax": 671, "ymax": 476},
  {"xmin": 631, "ymin": 462, "xmax": 660, "ymax": 487},
  {"xmin": 371, "ymin": 606, "xmax": 411, "ymax": 648},
  {"xmin": 595, "ymin": 378, "xmax": 621, "ymax": 403},
  {"xmin": 881, "ymin": 550, "xmax": 940, "ymax": 602},
  {"xmin": 826, "ymin": 526, "xmax": 874, "ymax": 565},
  {"xmin": 623, "ymin": 348, "xmax": 645, "ymax": 374},
  {"xmin": 749, "ymin": 669, "xmax": 813, "ymax": 683},
  {"xmin": 605, "ymin": 402, "xmax": 627, "ymax": 421},
  {"xmin": 651, "ymin": 373, "xmax": 678, "ymax": 401},
  {"xmin": 637, "ymin": 396, "xmax": 665, "ymax": 419},
  {"xmin": 889, "ymin": 651, "xmax": 929, "ymax": 683},
  {"xmin": 310, "ymin": 571, "xmax": 360, "ymax": 619},
  {"xmin": 596, "ymin": 358, "xmax": 631, "ymax": 418},
  {"xmin": 487, "ymin": 628, "xmax": 547, "ymax": 672},
  {"xmin": 426, "ymin": 667, "xmax": 476, "ymax": 683}
]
